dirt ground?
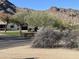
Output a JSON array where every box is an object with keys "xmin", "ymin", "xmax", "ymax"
[{"xmin": 0, "ymin": 43, "xmax": 79, "ymax": 59}]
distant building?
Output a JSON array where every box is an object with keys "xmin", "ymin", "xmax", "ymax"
[
  {"xmin": 0, "ymin": 20, "xmax": 6, "ymax": 30},
  {"xmin": 7, "ymin": 23, "xmax": 19, "ymax": 30},
  {"xmin": 0, "ymin": 21, "xmax": 28, "ymax": 30}
]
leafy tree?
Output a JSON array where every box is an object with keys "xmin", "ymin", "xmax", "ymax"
[
  {"xmin": 25, "ymin": 11, "xmax": 54, "ymax": 27},
  {"xmin": 10, "ymin": 12, "xmax": 29, "ymax": 36},
  {"xmin": 25, "ymin": 11, "xmax": 68, "ymax": 30},
  {"xmin": 0, "ymin": 13, "xmax": 10, "ymax": 32}
]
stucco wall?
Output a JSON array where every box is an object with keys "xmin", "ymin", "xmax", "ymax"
[{"xmin": 7, "ymin": 23, "xmax": 19, "ymax": 30}]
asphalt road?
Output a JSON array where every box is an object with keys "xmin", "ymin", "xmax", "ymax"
[{"xmin": 0, "ymin": 36, "xmax": 31, "ymax": 50}]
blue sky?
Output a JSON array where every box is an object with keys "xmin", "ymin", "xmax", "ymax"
[{"xmin": 9, "ymin": 0, "xmax": 79, "ymax": 10}]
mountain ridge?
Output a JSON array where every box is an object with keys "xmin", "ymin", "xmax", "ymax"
[{"xmin": 48, "ymin": 7, "xmax": 79, "ymax": 24}]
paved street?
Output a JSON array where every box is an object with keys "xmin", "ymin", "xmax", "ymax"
[{"xmin": 0, "ymin": 36, "xmax": 31, "ymax": 50}]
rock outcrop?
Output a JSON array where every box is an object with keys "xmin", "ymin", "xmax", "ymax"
[{"xmin": 49, "ymin": 7, "xmax": 79, "ymax": 24}]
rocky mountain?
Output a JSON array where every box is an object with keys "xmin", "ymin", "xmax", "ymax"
[
  {"xmin": 48, "ymin": 7, "xmax": 79, "ymax": 25},
  {"xmin": 0, "ymin": 0, "xmax": 16, "ymax": 14}
]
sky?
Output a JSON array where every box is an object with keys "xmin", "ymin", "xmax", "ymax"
[{"xmin": 9, "ymin": 0, "xmax": 79, "ymax": 10}]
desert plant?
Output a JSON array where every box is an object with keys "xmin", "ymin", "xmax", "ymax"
[
  {"xmin": 53, "ymin": 19, "xmax": 63, "ymax": 28},
  {"xmin": 32, "ymin": 28, "xmax": 79, "ymax": 48},
  {"xmin": 25, "ymin": 11, "xmax": 54, "ymax": 27},
  {"xmin": 32, "ymin": 28, "xmax": 62, "ymax": 48}
]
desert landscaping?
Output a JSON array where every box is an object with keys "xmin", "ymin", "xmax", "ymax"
[
  {"xmin": 0, "ymin": 0, "xmax": 79, "ymax": 59},
  {"xmin": 0, "ymin": 34, "xmax": 79, "ymax": 59},
  {"xmin": 0, "ymin": 39, "xmax": 79, "ymax": 59}
]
